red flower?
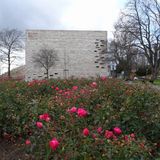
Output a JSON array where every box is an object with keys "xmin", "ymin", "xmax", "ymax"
[
  {"xmin": 27, "ymin": 82, "xmax": 32, "ymax": 87},
  {"xmin": 55, "ymin": 87, "xmax": 59, "ymax": 91},
  {"xmin": 68, "ymin": 106, "xmax": 77, "ymax": 113},
  {"xmin": 83, "ymin": 128, "xmax": 89, "ymax": 136},
  {"xmin": 25, "ymin": 139, "xmax": 31, "ymax": 145},
  {"xmin": 72, "ymin": 86, "xmax": 78, "ymax": 90},
  {"xmin": 92, "ymin": 133, "xmax": 97, "ymax": 139},
  {"xmin": 113, "ymin": 127, "xmax": 122, "ymax": 135},
  {"xmin": 91, "ymin": 82, "xmax": 97, "ymax": 88},
  {"xmin": 97, "ymin": 127, "xmax": 102, "ymax": 134},
  {"xmin": 59, "ymin": 90, "xmax": 63, "ymax": 94},
  {"xmin": 49, "ymin": 138, "xmax": 59, "ymax": 151},
  {"xmin": 124, "ymin": 135, "xmax": 129, "ymax": 141},
  {"xmin": 105, "ymin": 130, "xmax": 114, "ymax": 139},
  {"xmin": 113, "ymin": 135, "xmax": 117, "ymax": 140},
  {"xmin": 77, "ymin": 108, "xmax": 88, "ymax": 117},
  {"xmin": 45, "ymin": 117, "xmax": 50, "ymax": 122},
  {"xmin": 101, "ymin": 76, "xmax": 107, "ymax": 81},
  {"xmin": 36, "ymin": 122, "xmax": 43, "ymax": 128},
  {"xmin": 39, "ymin": 113, "xmax": 50, "ymax": 122},
  {"xmin": 130, "ymin": 133, "xmax": 135, "ymax": 138}
]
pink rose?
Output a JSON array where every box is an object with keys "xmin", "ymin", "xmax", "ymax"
[
  {"xmin": 97, "ymin": 127, "xmax": 102, "ymax": 134},
  {"xmin": 43, "ymin": 113, "xmax": 50, "ymax": 120},
  {"xmin": 124, "ymin": 135, "xmax": 129, "ymax": 141},
  {"xmin": 113, "ymin": 135, "xmax": 117, "ymax": 140},
  {"xmin": 68, "ymin": 106, "xmax": 77, "ymax": 113},
  {"xmin": 101, "ymin": 76, "xmax": 107, "ymax": 81},
  {"xmin": 83, "ymin": 128, "xmax": 89, "ymax": 136},
  {"xmin": 55, "ymin": 87, "xmax": 59, "ymax": 91},
  {"xmin": 49, "ymin": 138, "xmax": 59, "ymax": 151},
  {"xmin": 105, "ymin": 130, "xmax": 114, "ymax": 139},
  {"xmin": 45, "ymin": 117, "xmax": 50, "ymax": 122},
  {"xmin": 39, "ymin": 115, "xmax": 44, "ymax": 120},
  {"xmin": 25, "ymin": 139, "xmax": 31, "ymax": 145},
  {"xmin": 59, "ymin": 90, "xmax": 63, "ymax": 94},
  {"xmin": 36, "ymin": 122, "xmax": 43, "ymax": 128},
  {"xmin": 91, "ymin": 82, "xmax": 97, "ymax": 88},
  {"xmin": 72, "ymin": 86, "xmax": 78, "ymax": 90},
  {"xmin": 92, "ymin": 133, "xmax": 97, "ymax": 139},
  {"xmin": 113, "ymin": 127, "xmax": 122, "ymax": 135},
  {"xmin": 28, "ymin": 82, "xmax": 32, "ymax": 87},
  {"xmin": 130, "ymin": 133, "xmax": 135, "ymax": 138},
  {"xmin": 77, "ymin": 108, "xmax": 88, "ymax": 117},
  {"xmin": 39, "ymin": 113, "xmax": 50, "ymax": 122}
]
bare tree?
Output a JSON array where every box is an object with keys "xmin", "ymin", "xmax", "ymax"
[
  {"xmin": 109, "ymin": 23, "xmax": 138, "ymax": 78},
  {"xmin": 0, "ymin": 29, "xmax": 24, "ymax": 77},
  {"xmin": 117, "ymin": 0, "xmax": 160, "ymax": 82},
  {"xmin": 33, "ymin": 48, "xmax": 58, "ymax": 79}
]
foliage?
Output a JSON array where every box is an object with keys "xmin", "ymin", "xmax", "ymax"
[
  {"xmin": 0, "ymin": 78, "xmax": 160, "ymax": 159},
  {"xmin": 154, "ymin": 79, "xmax": 160, "ymax": 86},
  {"xmin": 136, "ymin": 66, "xmax": 151, "ymax": 76}
]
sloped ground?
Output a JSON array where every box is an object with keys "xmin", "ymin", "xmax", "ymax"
[{"xmin": 0, "ymin": 65, "xmax": 25, "ymax": 80}]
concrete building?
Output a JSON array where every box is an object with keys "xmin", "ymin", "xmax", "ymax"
[{"xmin": 25, "ymin": 30, "xmax": 109, "ymax": 81}]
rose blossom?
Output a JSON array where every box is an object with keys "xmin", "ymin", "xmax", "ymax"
[
  {"xmin": 97, "ymin": 127, "xmax": 102, "ymax": 134},
  {"xmin": 91, "ymin": 82, "xmax": 97, "ymax": 88},
  {"xmin": 39, "ymin": 113, "xmax": 50, "ymax": 122},
  {"xmin": 68, "ymin": 106, "xmax": 77, "ymax": 113},
  {"xmin": 49, "ymin": 138, "xmax": 59, "ymax": 151},
  {"xmin": 105, "ymin": 130, "xmax": 114, "ymax": 139},
  {"xmin": 124, "ymin": 135, "xmax": 129, "ymax": 141},
  {"xmin": 92, "ymin": 133, "xmax": 97, "ymax": 139},
  {"xmin": 72, "ymin": 86, "xmax": 78, "ymax": 90},
  {"xmin": 83, "ymin": 128, "xmax": 89, "ymax": 136},
  {"xmin": 59, "ymin": 90, "xmax": 63, "ymax": 94},
  {"xmin": 130, "ymin": 133, "xmax": 135, "ymax": 138},
  {"xmin": 55, "ymin": 87, "xmax": 59, "ymax": 91},
  {"xmin": 113, "ymin": 127, "xmax": 122, "ymax": 135},
  {"xmin": 36, "ymin": 122, "xmax": 43, "ymax": 128},
  {"xmin": 77, "ymin": 108, "xmax": 88, "ymax": 117},
  {"xmin": 101, "ymin": 76, "xmax": 107, "ymax": 81},
  {"xmin": 25, "ymin": 139, "xmax": 31, "ymax": 145},
  {"xmin": 113, "ymin": 135, "xmax": 117, "ymax": 140},
  {"xmin": 51, "ymin": 85, "xmax": 54, "ymax": 89}
]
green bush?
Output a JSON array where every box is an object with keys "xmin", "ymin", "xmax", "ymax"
[
  {"xmin": 0, "ymin": 78, "xmax": 160, "ymax": 159},
  {"xmin": 136, "ymin": 66, "xmax": 151, "ymax": 76}
]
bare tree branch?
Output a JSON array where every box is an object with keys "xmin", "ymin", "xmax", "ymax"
[
  {"xmin": 33, "ymin": 47, "xmax": 58, "ymax": 79},
  {"xmin": 115, "ymin": 0, "xmax": 160, "ymax": 81},
  {"xmin": 0, "ymin": 29, "xmax": 24, "ymax": 77}
]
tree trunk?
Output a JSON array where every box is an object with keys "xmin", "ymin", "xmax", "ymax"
[
  {"xmin": 8, "ymin": 54, "xmax": 11, "ymax": 78},
  {"xmin": 46, "ymin": 69, "xmax": 49, "ymax": 79},
  {"xmin": 150, "ymin": 67, "xmax": 158, "ymax": 83}
]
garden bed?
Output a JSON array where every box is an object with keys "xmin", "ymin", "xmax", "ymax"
[{"xmin": 0, "ymin": 78, "xmax": 160, "ymax": 159}]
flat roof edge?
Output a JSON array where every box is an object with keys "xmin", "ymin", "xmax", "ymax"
[{"xmin": 26, "ymin": 29, "xmax": 107, "ymax": 32}]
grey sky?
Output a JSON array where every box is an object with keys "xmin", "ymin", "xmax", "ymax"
[
  {"xmin": 0, "ymin": 0, "xmax": 127, "ymax": 31},
  {"xmin": 0, "ymin": 0, "xmax": 71, "ymax": 30}
]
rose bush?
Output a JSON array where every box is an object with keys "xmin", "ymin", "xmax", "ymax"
[{"xmin": 0, "ymin": 78, "xmax": 160, "ymax": 159}]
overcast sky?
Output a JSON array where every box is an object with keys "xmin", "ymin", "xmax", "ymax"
[
  {"xmin": 0, "ymin": 0, "xmax": 127, "ymax": 73},
  {"xmin": 0, "ymin": 0, "xmax": 127, "ymax": 34}
]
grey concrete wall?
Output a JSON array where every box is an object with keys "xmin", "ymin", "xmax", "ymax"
[{"xmin": 25, "ymin": 30, "xmax": 109, "ymax": 81}]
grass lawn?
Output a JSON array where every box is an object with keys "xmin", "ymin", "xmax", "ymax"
[{"xmin": 154, "ymin": 79, "xmax": 160, "ymax": 86}]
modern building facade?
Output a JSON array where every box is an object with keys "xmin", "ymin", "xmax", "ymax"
[{"xmin": 25, "ymin": 30, "xmax": 109, "ymax": 81}]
